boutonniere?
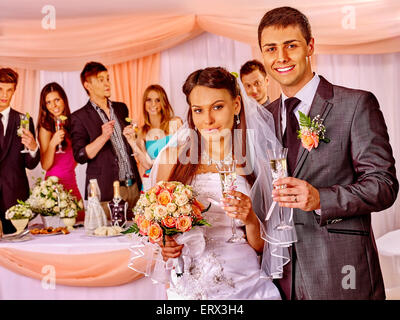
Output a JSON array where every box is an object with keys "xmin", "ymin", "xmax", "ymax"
[{"xmin": 297, "ymin": 111, "xmax": 330, "ymax": 151}]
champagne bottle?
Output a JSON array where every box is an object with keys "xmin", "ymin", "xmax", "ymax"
[{"xmin": 107, "ymin": 181, "xmax": 128, "ymax": 227}]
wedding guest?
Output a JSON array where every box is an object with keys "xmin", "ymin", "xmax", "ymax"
[
  {"xmin": 152, "ymin": 67, "xmax": 281, "ymax": 300},
  {"xmin": 259, "ymin": 6, "xmax": 398, "ymax": 299},
  {"xmin": 123, "ymin": 84, "xmax": 182, "ymax": 192},
  {"xmin": 70, "ymin": 62, "xmax": 142, "ymax": 219},
  {"xmin": 240, "ymin": 59, "xmax": 270, "ymax": 107},
  {"xmin": 37, "ymin": 82, "xmax": 84, "ymax": 221},
  {"xmin": 0, "ymin": 68, "xmax": 40, "ymax": 234}
]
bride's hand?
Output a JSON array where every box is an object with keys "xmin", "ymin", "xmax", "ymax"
[
  {"xmin": 157, "ymin": 235, "xmax": 184, "ymax": 262},
  {"xmin": 221, "ymin": 190, "xmax": 258, "ymax": 226}
]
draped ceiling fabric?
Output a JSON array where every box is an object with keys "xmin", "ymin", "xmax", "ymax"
[{"xmin": 1, "ymin": 0, "xmax": 400, "ymax": 71}]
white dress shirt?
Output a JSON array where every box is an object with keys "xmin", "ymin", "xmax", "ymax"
[
  {"xmin": 0, "ymin": 106, "xmax": 38, "ymax": 156},
  {"xmin": 280, "ymin": 73, "xmax": 322, "ymax": 214}
]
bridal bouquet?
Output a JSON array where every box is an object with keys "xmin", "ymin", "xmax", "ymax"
[
  {"xmin": 124, "ymin": 181, "xmax": 210, "ymax": 243},
  {"xmin": 26, "ymin": 176, "xmax": 83, "ymax": 218}
]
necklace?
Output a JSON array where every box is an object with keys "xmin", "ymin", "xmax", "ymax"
[{"xmin": 200, "ymin": 150, "xmax": 233, "ymax": 165}]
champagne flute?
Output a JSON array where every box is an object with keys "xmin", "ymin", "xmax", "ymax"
[
  {"xmin": 125, "ymin": 118, "xmax": 139, "ymax": 156},
  {"xmin": 55, "ymin": 117, "xmax": 65, "ymax": 154},
  {"xmin": 267, "ymin": 147, "xmax": 293, "ymax": 231},
  {"xmin": 18, "ymin": 114, "xmax": 30, "ymax": 153},
  {"xmin": 215, "ymin": 159, "xmax": 246, "ymax": 243}
]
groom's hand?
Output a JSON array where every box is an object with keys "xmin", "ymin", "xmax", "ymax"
[{"xmin": 272, "ymin": 177, "xmax": 320, "ymax": 212}]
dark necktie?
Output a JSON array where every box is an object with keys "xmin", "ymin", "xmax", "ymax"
[
  {"xmin": 283, "ymin": 97, "xmax": 301, "ymax": 176},
  {"xmin": 0, "ymin": 113, "xmax": 4, "ymax": 151}
]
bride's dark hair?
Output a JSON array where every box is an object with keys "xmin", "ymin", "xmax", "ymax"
[{"xmin": 168, "ymin": 67, "xmax": 255, "ymax": 186}]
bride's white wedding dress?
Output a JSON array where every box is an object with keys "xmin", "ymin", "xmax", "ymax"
[{"xmin": 166, "ymin": 172, "xmax": 281, "ymax": 300}]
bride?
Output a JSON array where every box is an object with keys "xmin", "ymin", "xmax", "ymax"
[{"xmin": 149, "ymin": 67, "xmax": 285, "ymax": 300}]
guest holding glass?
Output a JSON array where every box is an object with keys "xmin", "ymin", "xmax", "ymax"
[
  {"xmin": 37, "ymin": 82, "xmax": 84, "ymax": 221},
  {"xmin": 123, "ymin": 84, "xmax": 182, "ymax": 192},
  {"xmin": 0, "ymin": 68, "xmax": 40, "ymax": 234}
]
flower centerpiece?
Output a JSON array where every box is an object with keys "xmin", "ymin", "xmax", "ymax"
[
  {"xmin": 124, "ymin": 181, "xmax": 210, "ymax": 276},
  {"xmin": 5, "ymin": 200, "xmax": 33, "ymax": 234},
  {"xmin": 26, "ymin": 176, "xmax": 83, "ymax": 228}
]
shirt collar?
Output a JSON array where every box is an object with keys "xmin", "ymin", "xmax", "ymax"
[
  {"xmin": 0, "ymin": 106, "xmax": 11, "ymax": 122},
  {"xmin": 281, "ymin": 73, "xmax": 320, "ymax": 109}
]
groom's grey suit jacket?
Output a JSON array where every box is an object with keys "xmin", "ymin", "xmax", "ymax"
[{"xmin": 267, "ymin": 76, "xmax": 398, "ymax": 300}]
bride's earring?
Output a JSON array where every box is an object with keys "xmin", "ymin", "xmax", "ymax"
[{"xmin": 235, "ymin": 114, "xmax": 240, "ymax": 125}]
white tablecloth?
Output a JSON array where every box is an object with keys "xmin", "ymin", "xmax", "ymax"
[
  {"xmin": 376, "ymin": 229, "xmax": 400, "ymax": 300},
  {"xmin": 0, "ymin": 228, "xmax": 167, "ymax": 300}
]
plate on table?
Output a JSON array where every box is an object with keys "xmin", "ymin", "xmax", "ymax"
[
  {"xmin": 0, "ymin": 233, "xmax": 33, "ymax": 243},
  {"xmin": 85, "ymin": 233, "xmax": 125, "ymax": 238},
  {"xmin": 29, "ymin": 227, "xmax": 70, "ymax": 236}
]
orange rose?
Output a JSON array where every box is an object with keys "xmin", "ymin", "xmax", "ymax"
[
  {"xmin": 135, "ymin": 214, "xmax": 143, "ymax": 225},
  {"xmin": 176, "ymin": 216, "xmax": 192, "ymax": 232},
  {"xmin": 148, "ymin": 223, "xmax": 163, "ymax": 243},
  {"xmin": 191, "ymin": 204, "xmax": 203, "ymax": 220},
  {"xmin": 162, "ymin": 216, "xmax": 176, "ymax": 228},
  {"xmin": 139, "ymin": 218, "xmax": 151, "ymax": 236},
  {"xmin": 301, "ymin": 132, "xmax": 319, "ymax": 152},
  {"xmin": 158, "ymin": 190, "xmax": 172, "ymax": 206}
]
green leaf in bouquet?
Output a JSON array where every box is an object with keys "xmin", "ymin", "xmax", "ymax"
[
  {"xmin": 196, "ymin": 219, "xmax": 211, "ymax": 227},
  {"xmin": 122, "ymin": 223, "xmax": 140, "ymax": 235}
]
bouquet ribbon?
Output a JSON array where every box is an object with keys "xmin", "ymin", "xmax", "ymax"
[{"xmin": 165, "ymin": 228, "xmax": 206, "ymax": 277}]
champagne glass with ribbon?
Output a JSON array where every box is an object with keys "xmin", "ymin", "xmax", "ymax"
[
  {"xmin": 267, "ymin": 147, "xmax": 293, "ymax": 231},
  {"xmin": 215, "ymin": 159, "xmax": 246, "ymax": 243}
]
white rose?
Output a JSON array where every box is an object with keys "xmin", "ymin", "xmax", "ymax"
[
  {"xmin": 60, "ymin": 192, "xmax": 68, "ymax": 200},
  {"xmin": 71, "ymin": 203, "xmax": 77, "ymax": 210},
  {"xmin": 175, "ymin": 194, "xmax": 189, "ymax": 206},
  {"xmin": 149, "ymin": 193, "xmax": 156, "ymax": 203},
  {"xmin": 144, "ymin": 207, "xmax": 153, "ymax": 220},
  {"xmin": 154, "ymin": 205, "xmax": 168, "ymax": 220},
  {"xmin": 166, "ymin": 203, "xmax": 177, "ymax": 213},
  {"xmin": 141, "ymin": 196, "xmax": 150, "ymax": 206},
  {"xmin": 53, "ymin": 206, "xmax": 60, "ymax": 213},
  {"xmin": 48, "ymin": 176, "xmax": 59, "ymax": 184},
  {"xmin": 60, "ymin": 200, "xmax": 68, "ymax": 208},
  {"xmin": 41, "ymin": 188, "xmax": 49, "ymax": 195},
  {"xmin": 183, "ymin": 188, "xmax": 193, "ymax": 198},
  {"xmin": 179, "ymin": 203, "xmax": 192, "ymax": 214},
  {"xmin": 45, "ymin": 199, "xmax": 55, "ymax": 208}
]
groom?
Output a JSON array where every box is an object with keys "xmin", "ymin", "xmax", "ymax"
[{"xmin": 258, "ymin": 7, "xmax": 398, "ymax": 299}]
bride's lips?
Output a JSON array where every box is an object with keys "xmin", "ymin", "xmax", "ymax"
[
  {"xmin": 275, "ymin": 65, "xmax": 295, "ymax": 74},
  {"xmin": 202, "ymin": 128, "xmax": 220, "ymax": 134}
]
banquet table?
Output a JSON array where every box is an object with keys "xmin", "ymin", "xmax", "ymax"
[
  {"xmin": 0, "ymin": 227, "xmax": 167, "ymax": 300},
  {"xmin": 376, "ymin": 229, "xmax": 400, "ymax": 300}
]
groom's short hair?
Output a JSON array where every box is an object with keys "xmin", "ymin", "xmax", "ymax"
[
  {"xmin": 258, "ymin": 7, "xmax": 312, "ymax": 48},
  {"xmin": 0, "ymin": 68, "xmax": 18, "ymax": 88}
]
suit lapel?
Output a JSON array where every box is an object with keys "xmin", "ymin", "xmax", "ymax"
[
  {"xmin": 0, "ymin": 109, "xmax": 18, "ymax": 163},
  {"xmin": 293, "ymin": 77, "xmax": 334, "ymax": 178}
]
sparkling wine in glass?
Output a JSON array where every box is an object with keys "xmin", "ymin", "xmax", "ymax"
[
  {"xmin": 18, "ymin": 114, "xmax": 30, "ymax": 153},
  {"xmin": 267, "ymin": 147, "xmax": 293, "ymax": 231},
  {"xmin": 55, "ymin": 117, "xmax": 65, "ymax": 154},
  {"xmin": 216, "ymin": 159, "xmax": 246, "ymax": 244}
]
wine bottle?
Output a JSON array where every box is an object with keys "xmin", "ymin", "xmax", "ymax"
[{"xmin": 107, "ymin": 181, "xmax": 128, "ymax": 227}]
